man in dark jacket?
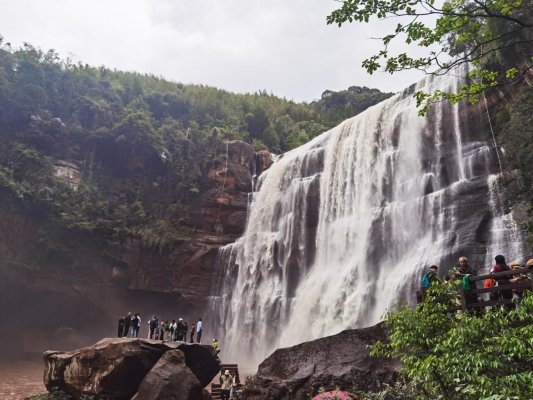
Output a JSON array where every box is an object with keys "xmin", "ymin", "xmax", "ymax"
[
  {"xmin": 148, "ymin": 316, "xmax": 158, "ymax": 339},
  {"xmin": 455, "ymin": 256, "xmax": 479, "ymax": 313},
  {"xmin": 492, "ymin": 255, "xmax": 513, "ymax": 309}
]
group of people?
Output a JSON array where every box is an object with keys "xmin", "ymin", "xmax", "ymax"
[
  {"xmin": 420, "ymin": 254, "xmax": 533, "ymax": 309},
  {"xmin": 117, "ymin": 314, "xmax": 205, "ymax": 343}
]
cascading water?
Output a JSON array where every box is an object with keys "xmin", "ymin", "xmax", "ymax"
[{"xmin": 207, "ymin": 68, "xmax": 526, "ymax": 366}]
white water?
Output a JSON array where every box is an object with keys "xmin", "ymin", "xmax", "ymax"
[{"xmin": 209, "ymin": 69, "xmax": 525, "ymax": 366}]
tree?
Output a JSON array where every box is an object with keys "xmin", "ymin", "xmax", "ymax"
[
  {"xmin": 371, "ymin": 284, "xmax": 533, "ymax": 399},
  {"xmin": 327, "ymin": 0, "xmax": 533, "ymax": 113}
]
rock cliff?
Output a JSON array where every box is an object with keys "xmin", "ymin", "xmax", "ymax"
[{"xmin": 0, "ymin": 141, "xmax": 273, "ymax": 359}]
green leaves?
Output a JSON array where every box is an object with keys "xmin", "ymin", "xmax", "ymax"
[
  {"xmin": 370, "ymin": 285, "xmax": 533, "ymax": 399},
  {"xmin": 328, "ymin": 0, "xmax": 533, "ymax": 114}
]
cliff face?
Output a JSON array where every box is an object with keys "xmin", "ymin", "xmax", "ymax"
[{"xmin": 0, "ymin": 140, "xmax": 269, "ymax": 359}]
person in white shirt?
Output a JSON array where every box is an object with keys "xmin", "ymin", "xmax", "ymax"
[{"xmin": 196, "ymin": 318, "xmax": 203, "ymax": 343}]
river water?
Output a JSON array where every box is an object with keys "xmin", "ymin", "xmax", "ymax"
[{"xmin": 0, "ymin": 361, "xmax": 45, "ymax": 399}]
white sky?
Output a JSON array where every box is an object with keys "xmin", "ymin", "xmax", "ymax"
[{"xmin": 0, "ymin": 0, "xmax": 427, "ymax": 102}]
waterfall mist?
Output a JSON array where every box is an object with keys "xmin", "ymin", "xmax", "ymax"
[{"xmin": 207, "ymin": 69, "xmax": 525, "ymax": 367}]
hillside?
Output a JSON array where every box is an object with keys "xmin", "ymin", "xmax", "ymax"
[{"xmin": 0, "ymin": 41, "xmax": 393, "ymax": 358}]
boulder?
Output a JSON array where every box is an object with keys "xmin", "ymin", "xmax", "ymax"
[
  {"xmin": 43, "ymin": 338, "xmax": 220, "ymax": 400},
  {"xmin": 243, "ymin": 324, "xmax": 400, "ymax": 400},
  {"xmin": 132, "ymin": 349, "xmax": 205, "ymax": 400}
]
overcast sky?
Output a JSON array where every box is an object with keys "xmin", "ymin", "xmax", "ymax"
[{"xmin": 0, "ymin": 0, "xmax": 426, "ymax": 102}]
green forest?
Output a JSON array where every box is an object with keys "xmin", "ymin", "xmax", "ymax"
[{"xmin": 0, "ymin": 38, "xmax": 391, "ymax": 267}]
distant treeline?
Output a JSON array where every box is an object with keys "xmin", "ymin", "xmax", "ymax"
[{"xmin": 0, "ymin": 37, "xmax": 392, "ymax": 264}]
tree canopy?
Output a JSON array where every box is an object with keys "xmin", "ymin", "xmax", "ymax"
[
  {"xmin": 328, "ymin": 0, "xmax": 533, "ymax": 113},
  {"xmin": 0, "ymin": 39, "xmax": 390, "ymax": 269}
]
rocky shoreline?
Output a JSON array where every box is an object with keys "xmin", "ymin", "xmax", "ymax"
[{"xmin": 31, "ymin": 324, "xmax": 400, "ymax": 400}]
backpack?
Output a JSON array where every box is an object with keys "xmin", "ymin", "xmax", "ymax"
[
  {"xmin": 150, "ymin": 319, "xmax": 158, "ymax": 329},
  {"xmin": 421, "ymin": 272, "xmax": 431, "ymax": 288},
  {"xmin": 462, "ymin": 275, "xmax": 471, "ymax": 291}
]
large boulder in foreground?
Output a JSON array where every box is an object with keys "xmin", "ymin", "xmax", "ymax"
[
  {"xmin": 132, "ymin": 349, "xmax": 204, "ymax": 400},
  {"xmin": 243, "ymin": 325, "xmax": 401, "ymax": 400},
  {"xmin": 44, "ymin": 338, "xmax": 219, "ymax": 399}
]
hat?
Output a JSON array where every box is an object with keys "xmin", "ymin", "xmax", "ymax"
[
  {"xmin": 225, "ymin": 370, "xmax": 230, "ymax": 375},
  {"xmin": 526, "ymin": 259, "xmax": 533, "ymax": 267},
  {"xmin": 178, "ymin": 318, "xmax": 183, "ymax": 321},
  {"xmin": 510, "ymin": 260, "xmax": 520, "ymax": 267},
  {"xmin": 213, "ymin": 338, "xmax": 217, "ymax": 342}
]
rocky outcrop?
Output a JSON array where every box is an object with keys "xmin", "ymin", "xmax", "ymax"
[
  {"xmin": 43, "ymin": 338, "xmax": 219, "ymax": 400},
  {"xmin": 132, "ymin": 349, "xmax": 204, "ymax": 400},
  {"xmin": 0, "ymin": 140, "xmax": 275, "ymax": 359},
  {"xmin": 243, "ymin": 325, "xmax": 401, "ymax": 400}
]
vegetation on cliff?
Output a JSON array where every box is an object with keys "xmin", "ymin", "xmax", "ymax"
[
  {"xmin": 371, "ymin": 284, "xmax": 533, "ymax": 399},
  {"xmin": 0, "ymin": 37, "xmax": 391, "ymax": 269},
  {"xmin": 328, "ymin": 0, "xmax": 533, "ymax": 113}
]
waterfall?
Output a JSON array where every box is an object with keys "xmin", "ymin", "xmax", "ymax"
[{"xmin": 207, "ymin": 69, "xmax": 525, "ymax": 366}]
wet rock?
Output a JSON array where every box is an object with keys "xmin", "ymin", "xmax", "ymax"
[
  {"xmin": 132, "ymin": 349, "xmax": 205, "ymax": 400},
  {"xmin": 243, "ymin": 324, "xmax": 400, "ymax": 400},
  {"xmin": 43, "ymin": 338, "xmax": 220, "ymax": 400},
  {"xmin": 255, "ymin": 150, "xmax": 274, "ymax": 175}
]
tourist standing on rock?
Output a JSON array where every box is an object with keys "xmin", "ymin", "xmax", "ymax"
[
  {"xmin": 183, "ymin": 320, "xmax": 189, "ymax": 342},
  {"xmin": 190, "ymin": 323, "xmax": 195, "ymax": 343},
  {"xmin": 148, "ymin": 316, "xmax": 158, "ymax": 339},
  {"xmin": 176, "ymin": 318, "xmax": 185, "ymax": 341},
  {"xmin": 118, "ymin": 315, "xmax": 125, "ymax": 338},
  {"xmin": 170, "ymin": 319, "xmax": 177, "ymax": 341},
  {"xmin": 220, "ymin": 370, "xmax": 232, "ymax": 400},
  {"xmin": 123, "ymin": 312, "xmax": 132, "ymax": 337},
  {"xmin": 131, "ymin": 313, "xmax": 141, "ymax": 338},
  {"xmin": 159, "ymin": 320, "xmax": 165, "ymax": 340},
  {"xmin": 196, "ymin": 318, "xmax": 203, "ymax": 343}
]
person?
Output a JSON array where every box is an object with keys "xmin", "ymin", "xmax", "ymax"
[
  {"xmin": 118, "ymin": 315, "xmax": 125, "ymax": 338},
  {"xmin": 177, "ymin": 318, "xmax": 185, "ymax": 341},
  {"xmin": 196, "ymin": 318, "xmax": 203, "ymax": 343},
  {"xmin": 230, "ymin": 371, "xmax": 238, "ymax": 400},
  {"xmin": 190, "ymin": 323, "xmax": 196, "ymax": 343},
  {"xmin": 453, "ymin": 256, "xmax": 479, "ymax": 312},
  {"xmin": 492, "ymin": 255, "xmax": 513, "ymax": 309},
  {"xmin": 123, "ymin": 312, "xmax": 132, "ymax": 338},
  {"xmin": 220, "ymin": 370, "xmax": 232, "ymax": 400},
  {"xmin": 483, "ymin": 275, "xmax": 499, "ymax": 302},
  {"xmin": 170, "ymin": 320, "xmax": 177, "ymax": 341},
  {"xmin": 159, "ymin": 321, "xmax": 165, "ymax": 340},
  {"xmin": 183, "ymin": 320, "xmax": 189, "ymax": 342},
  {"xmin": 421, "ymin": 265, "xmax": 440, "ymax": 287},
  {"xmin": 148, "ymin": 316, "xmax": 158, "ymax": 339},
  {"xmin": 164, "ymin": 320, "xmax": 171, "ymax": 341},
  {"xmin": 509, "ymin": 260, "xmax": 530, "ymax": 299},
  {"xmin": 131, "ymin": 313, "xmax": 141, "ymax": 338},
  {"xmin": 212, "ymin": 338, "xmax": 221, "ymax": 358}
]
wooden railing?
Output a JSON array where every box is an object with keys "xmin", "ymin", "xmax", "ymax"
[{"xmin": 417, "ymin": 267, "xmax": 532, "ymax": 311}]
